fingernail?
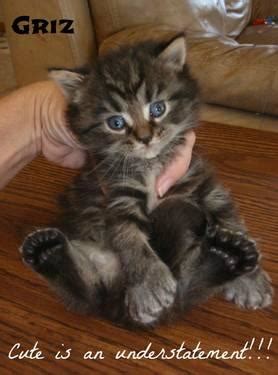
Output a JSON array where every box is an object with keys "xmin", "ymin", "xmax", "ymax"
[{"xmin": 158, "ymin": 178, "xmax": 173, "ymax": 197}]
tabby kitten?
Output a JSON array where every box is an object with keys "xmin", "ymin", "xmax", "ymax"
[{"xmin": 21, "ymin": 35, "xmax": 272, "ymax": 326}]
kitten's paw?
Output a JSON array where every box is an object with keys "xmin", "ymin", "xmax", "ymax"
[
  {"xmin": 207, "ymin": 226, "xmax": 259, "ymax": 279},
  {"xmin": 223, "ymin": 270, "xmax": 273, "ymax": 309},
  {"xmin": 21, "ymin": 228, "xmax": 67, "ymax": 277},
  {"xmin": 125, "ymin": 262, "xmax": 177, "ymax": 326}
]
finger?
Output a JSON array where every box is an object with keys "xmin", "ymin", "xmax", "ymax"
[{"xmin": 156, "ymin": 131, "xmax": 196, "ymax": 197}]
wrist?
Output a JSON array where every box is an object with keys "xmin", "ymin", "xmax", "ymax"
[{"xmin": 0, "ymin": 84, "xmax": 41, "ymax": 188}]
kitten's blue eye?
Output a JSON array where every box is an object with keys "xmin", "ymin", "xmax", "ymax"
[
  {"xmin": 107, "ymin": 116, "xmax": 126, "ymax": 131},
  {"xmin": 150, "ymin": 101, "xmax": 166, "ymax": 118}
]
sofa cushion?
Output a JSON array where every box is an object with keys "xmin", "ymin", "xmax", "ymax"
[{"xmin": 187, "ymin": 36, "xmax": 278, "ymax": 116}]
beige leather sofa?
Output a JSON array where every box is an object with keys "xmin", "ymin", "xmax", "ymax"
[{"xmin": 2, "ymin": 0, "xmax": 278, "ymax": 116}]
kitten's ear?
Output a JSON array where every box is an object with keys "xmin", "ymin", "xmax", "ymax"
[
  {"xmin": 158, "ymin": 34, "xmax": 187, "ymax": 71},
  {"xmin": 48, "ymin": 68, "xmax": 86, "ymax": 99}
]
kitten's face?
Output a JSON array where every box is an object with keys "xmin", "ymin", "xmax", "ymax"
[{"xmin": 50, "ymin": 35, "xmax": 199, "ymax": 160}]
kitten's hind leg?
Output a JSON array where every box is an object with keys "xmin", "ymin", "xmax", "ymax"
[
  {"xmin": 151, "ymin": 198, "xmax": 257, "ymax": 307},
  {"xmin": 204, "ymin": 226, "xmax": 273, "ymax": 310},
  {"xmin": 206, "ymin": 226, "xmax": 273, "ymax": 309},
  {"xmin": 21, "ymin": 228, "xmax": 121, "ymax": 315},
  {"xmin": 199, "ymin": 180, "xmax": 273, "ymax": 310},
  {"xmin": 174, "ymin": 225, "xmax": 260, "ymax": 310}
]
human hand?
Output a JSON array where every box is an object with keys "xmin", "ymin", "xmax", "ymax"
[
  {"xmin": 28, "ymin": 81, "xmax": 86, "ymax": 169},
  {"xmin": 0, "ymin": 81, "xmax": 85, "ymax": 189}
]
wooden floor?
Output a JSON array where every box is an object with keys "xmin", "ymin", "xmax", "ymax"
[{"xmin": 0, "ymin": 122, "xmax": 277, "ymax": 374}]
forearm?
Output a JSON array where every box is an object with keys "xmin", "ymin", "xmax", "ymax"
[
  {"xmin": 0, "ymin": 81, "xmax": 71, "ymax": 189},
  {"xmin": 0, "ymin": 85, "xmax": 40, "ymax": 189},
  {"xmin": 108, "ymin": 221, "xmax": 158, "ymax": 284}
]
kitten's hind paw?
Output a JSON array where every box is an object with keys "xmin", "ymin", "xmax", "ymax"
[
  {"xmin": 21, "ymin": 228, "xmax": 67, "ymax": 277},
  {"xmin": 223, "ymin": 270, "xmax": 273, "ymax": 310},
  {"xmin": 206, "ymin": 226, "xmax": 259, "ymax": 280}
]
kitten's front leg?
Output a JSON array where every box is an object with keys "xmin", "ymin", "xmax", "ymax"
[{"xmin": 107, "ymin": 185, "xmax": 177, "ymax": 326}]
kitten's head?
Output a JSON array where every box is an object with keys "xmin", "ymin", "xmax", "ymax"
[{"xmin": 49, "ymin": 34, "xmax": 199, "ymax": 160}]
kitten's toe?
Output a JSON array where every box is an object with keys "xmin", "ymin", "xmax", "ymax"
[
  {"xmin": 207, "ymin": 226, "xmax": 259, "ymax": 279},
  {"xmin": 125, "ymin": 262, "xmax": 177, "ymax": 326},
  {"xmin": 223, "ymin": 270, "xmax": 273, "ymax": 309},
  {"xmin": 21, "ymin": 228, "xmax": 67, "ymax": 277}
]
